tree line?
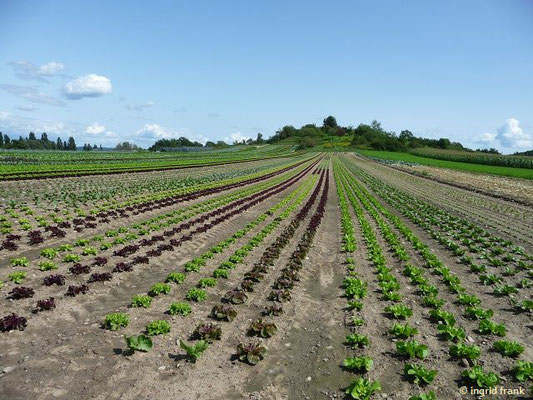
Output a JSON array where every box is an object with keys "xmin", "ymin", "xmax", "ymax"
[
  {"xmin": 0, "ymin": 132, "xmax": 78, "ymax": 151},
  {"xmin": 148, "ymin": 133, "xmax": 265, "ymax": 151}
]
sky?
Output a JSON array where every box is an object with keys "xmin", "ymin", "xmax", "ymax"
[{"xmin": 0, "ymin": 0, "xmax": 532, "ymax": 153}]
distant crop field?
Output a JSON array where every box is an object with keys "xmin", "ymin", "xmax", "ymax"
[
  {"xmin": 411, "ymin": 148, "xmax": 533, "ymax": 169},
  {"xmin": 0, "ymin": 144, "xmax": 299, "ymax": 180},
  {"xmin": 358, "ymin": 150, "xmax": 533, "ymax": 179}
]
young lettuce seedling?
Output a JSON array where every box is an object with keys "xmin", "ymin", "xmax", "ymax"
[
  {"xmin": 211, "ymin": 305, "xmax": 237, "ymax": 321},
  {"xmin": 249, "ymin": 319, "xmax": 277, "ymax": 338},
  {"xmin": 345, "ymin": 377, "xmax": 381, "ymax": 400},
  {"xmin": 169, "ymin": 302, "xmax": 192, "ymax": 316},
  {"xmin": 131, "ymin": 295, "xmax": 152, "ymax": 308},
  {"xmin": 150, "ymin": 283, "xmax": 171, "ymax": 296},
  {"xmin": 237, "ymin": 342, "xmax": 267, "ymax": 365},
  {"xmin": 449, "ymin": 343, "xmax": 480, "ymax": 361},
  {"xmin": 478, "ymin": 319, "xmax": 506, "ymax": 336},
  {"xmin": 389, "ymin": 323, "xmax": 418, "ymax": 338},
  {"xmin": 0, "ymin": 313, "xmax": 27, "ymax": 332},
  {"xmin": 180, "ymin": 339, "xmax": 208, "ymax": 362},
  {"xmin": 408, "ymin": 392, "xmax": 436, "ymax": 400},
  {"xmin": 8, "ymin": 271, "xmax": 26, "ymax": 284},
  {"xmin": 404, "ymin": 363, "xmax": 437, "ymax": 386},
  {"xmin": 345, "ymin": 333, "xmax": 369, "ymax": 348},
  {"xmin": 193, "ymin": 323, "xmax": 222, "ymax": 342},
  {"xmin": 396, "ymin": 340, "xmax": 429, "ymax": 360},
  {"xmin": 146, "ymin": 320, "xmax": 171, "ymax": 336},
  {"xmin": 385, "ymin": 304, "xmax": 413, "ymax": 319},
  {"xmin": 492, "ymin": 340, "xmax": 524, "ymax": 358},
  {"xmin": 343, "ymin": 356, "xmax": 373, "ymax": 372},
  {"xmin": 513, "ymin": 361, "xmax": 533, "ymax": 382},
  {"xmin": 461, "ymin": 366, "xmax": 500, "ymax": 388},
  {"xmin": 186, "ymin": 288, "xmax": 207, "ymax": 302},
  {"xmin": 104, "ymin": 313, "xmax": 129, "ymax": 331},
  {"xmin": 166, "ymin": 272, "xmax": 185, "ymax": 284},
  {"xmin": 126, "ymin": 334, "xmax": 152, "ymax": 352}
]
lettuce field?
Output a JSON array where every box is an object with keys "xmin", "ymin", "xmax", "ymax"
[{"xmin": 0, "ymin": 150, "xmax": 531, "ymax": 400}]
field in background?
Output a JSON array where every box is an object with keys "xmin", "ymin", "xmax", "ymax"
[
  {"xmin": 357, "ymin": 149, "xmax": 533, "ymax": 179},
  {"xmin": 0, "ymin": 144, "xmax": 299, "ymax": 180},
  {"xmin": 411, "ymin": 147, "xmax": 533, "ymax": 169}
]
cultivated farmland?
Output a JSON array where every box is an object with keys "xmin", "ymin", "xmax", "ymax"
[{"xmin": 0, "ymin": 150, "xmax": 531, "ymax": 400}]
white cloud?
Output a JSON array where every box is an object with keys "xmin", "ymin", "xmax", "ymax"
[
  {"xmin": 496, "ymin": 118, "xmax": 532, "ymax": 149},
  {"xmin": 0, "ymin": 112, "xmax": 121, "ymax": 147},
  {"xmin": 9, "ymin": 61, "xmax": 66, "ymax": 82},
  {"xmin": 85, "ymin": 122, "xmax": 106, "ymax": 135},
  {"xmin": 41, "ymin": 121, "xmax": 68, "ymax": 134},
  {"xmin": 224, "ymin": 131, "xmax": 250, "ymax": 144},
  {"xmin": 126, "ymin": 101, "xmax": 154, "ymax": 111},
  {"xmin": 38, "ymin": 62, "xmax": 65, "ymax": 76},
  {"xmin": 475, "ymin": 132, "xmax": 497, "ymax": 145},
  {"xmin": 64, "ymin": 74, "xmax": 112, "ymax": 99},
  {"xmin": 84, "ymin": 122, "xmax": 117, "ymax": 140},
  {"xmin": 0, "ymin": 113, "xmax": 75, "ymax": 137},
  {"xmin": 15, "ymin": 104, "xmax": 37, "ymax": 112},
  {"xmin": 0, "ymin": 84, "xmax": 65, "ymax": 106},
  {"xmin": 137, "ymin": 123, "xmax": 173, "ymax": 139},
  {"xmin": 476, "ymin": 118, "xmax": 532, "ymax": 150}
]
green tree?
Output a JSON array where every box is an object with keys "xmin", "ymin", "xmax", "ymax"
[
  {"xmin": 115, "ymin": 141, "xmax": 140, "ymax": 151},
  {"xmin": 297, "ymin": 136, "xmax": 317, "ymax": 150},
  {"xmin": 40, "ymin": 132, "xmax": 48, "ymax": 142},
  {"xmin": 437, "ymin": 138, "xmax": 451, "ymax": 149},
  {"xmin": 0, "ymin": 132, "xmax": 3, "ymax": 147},
  {"xmin": 323, "ymin": 115, "xmax": 338, "ymax": 129},
  {"xmin": 399, "ymin": 130, "xmax": 414, "ymax": 146},
  {"xmin": 370, "ymin": 120, "xmax": 383, "ymax": 131},
  {"xmin": 67, "ymin": 136, "xmax": 76, "ymax": 150},
  {"xmin": 256, "ymin": 132, "xmax": 264, "ymax": 144},
  {"xmin": 4, "ymin": 134, "xmax": 11, "ymax": 146}
]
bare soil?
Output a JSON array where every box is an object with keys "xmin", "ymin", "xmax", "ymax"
[{"xmin": 1, "ymin": 158, "xmax": 531, "ymax": 400}]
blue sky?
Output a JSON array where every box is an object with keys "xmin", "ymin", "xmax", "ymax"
[{"xmin": 0, "ymin": 0, "xmax": 532, "ymax": 153}]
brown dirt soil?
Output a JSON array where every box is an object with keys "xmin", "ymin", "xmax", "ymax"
[{"xmin": 1, "ymin": 157, "xmax": 531, "ymax": 400}]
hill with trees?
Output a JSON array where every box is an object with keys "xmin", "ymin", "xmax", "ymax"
[{"xmin": 267, "ymin": 116, "xmax": 471, "ymax": 152}]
